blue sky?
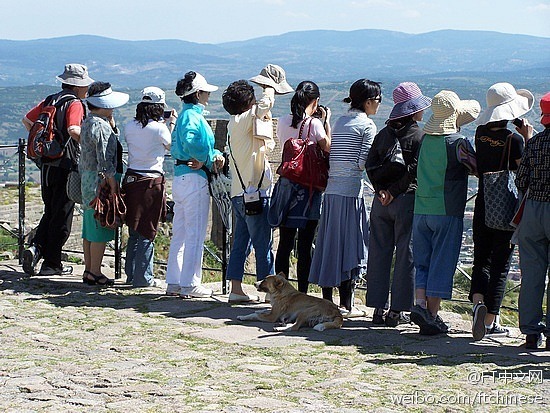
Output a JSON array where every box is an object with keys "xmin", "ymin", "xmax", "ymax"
[{"xmin": 2, "ymin": 0, "xmax": 549, "ymax": 43}]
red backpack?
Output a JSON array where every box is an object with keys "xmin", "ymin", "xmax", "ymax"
[{"xmin": 27, "ymin": 94, "xmax": 76, "ymax": 161}]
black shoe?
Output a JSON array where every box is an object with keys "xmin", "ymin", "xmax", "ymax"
[
  {"xmin": 411, "ymin": 305, "xmax": 445, "ymax": 335},
  {"xmin": 22, "ymin": 245, "xmax": 40, "ymax": 276},
  {"xmin": 372, "ymin": 308, "xmax": 385, "ymax": 325},
  {"xmin": 39, "ymin": 264, "xmax": 73, "ymax": 276},
  {"xmin": 385, "ymin": 310, "xmax": 410, "ymax": 327},
  {"xmin": 547, "ymin": 337, "xmax": 550, "ymax": 351},
  {"xmin": 472, "ymin": 302, "xmax": 487, "ymax": 341},
  {"xmin": 525, "ymin": 333, "xmax": 543, "ymax": 350}
]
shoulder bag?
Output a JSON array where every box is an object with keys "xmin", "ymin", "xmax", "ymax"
[
  {"xmin": 276, "ymin": 118, "xmax": 329, "ymax": 192},
  {"xmin": 483, "ymin": 134, "xmax": 518, "ymax": 231}
]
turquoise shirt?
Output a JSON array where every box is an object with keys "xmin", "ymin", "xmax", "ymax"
[{"xmin": 171, "ymin": 103, "xmax": 221, "ymax": 179}]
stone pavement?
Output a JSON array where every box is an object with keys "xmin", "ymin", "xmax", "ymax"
[{"xmin": 0, "ymin": 259, "xmax": 548, "ymax": 412}]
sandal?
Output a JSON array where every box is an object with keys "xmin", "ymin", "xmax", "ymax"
[{"xmin": 83, "ymin": 270, "xmax": 114, "ymax": 286}]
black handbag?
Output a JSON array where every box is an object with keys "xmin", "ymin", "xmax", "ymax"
[{"xmin": 366, "ymin": 137, "xmax": 407, "ymax": 187}]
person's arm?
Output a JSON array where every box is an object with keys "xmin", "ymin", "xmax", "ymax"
[
  {"xmin": 358, "ymin": 121, "xmax": 376, "ymax": 170},
  {"xmin": 65, "ymin": 100, "xmax": 86, "ymax": 143},
  {"xmin": 255, "ymin": 87, "xmax": 275, "ymax": 118}
]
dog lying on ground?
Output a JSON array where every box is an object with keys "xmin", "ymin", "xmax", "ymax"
[{"xmin": 237, "ymin": 273, "xmax": 343, "ymax": 332}]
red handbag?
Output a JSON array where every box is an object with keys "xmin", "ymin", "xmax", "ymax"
[{"xmin": 276, "ymin": 118, "xmax": 329, "ymax": 192}]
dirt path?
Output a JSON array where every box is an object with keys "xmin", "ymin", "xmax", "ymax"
[{"xmin": 0, "ymin": 260, "xmax": 548, "ymax": 412}]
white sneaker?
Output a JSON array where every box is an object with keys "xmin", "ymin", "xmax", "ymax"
[
  {"xmin": 340, "ymin": 306, "xmax": 366, "ymax": 318},
  {"xmin": 472, "ymin": 302, "xmax": 487, "ymax": 341},
  {"xmin": 180, "ymin": 285, "xmax": 213, "ymax": 299}
]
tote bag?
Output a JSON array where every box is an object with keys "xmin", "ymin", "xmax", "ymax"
[{"xmin": 483, "ymin": 134, "xmax": 518, "ymax": 231}]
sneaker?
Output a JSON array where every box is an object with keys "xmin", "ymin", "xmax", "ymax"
[
  {"xmin": 486, "ymin": 322, "xmax": 510, "ymax": 337},
  {"xmin": 525, "ymin": 333, "xmax": 543, "ymax": 350},
  {"xmin": 472, "ymin": 303, "xmax": 487, "ymax": 341},
  {"xmin": 38, "ymin": 264, "xmax": 73, "ymax": 276},
  {"xmin": 372, "ymin": 308, "xmax": 386, "ymax": 325},
  {"xmin": 180, "ymin": 285, "xmax": 213, "ymax": 299},
  {"xmin": 22, "ymin": 245, "xmax": 40, "ymax": 276},
  {"xmin": 341, "ymin": 306, "xmax": 366, "ymax": 319},
  {"xmin": 434, "ymin": 315, "xmax": 450, "ymax": 333},
  {"xmin": 384, "ymin": 310, "xmax": 410, "ymax": 327},
  {"xmin": 165, "ymin": 284, "xmax": 180, "ymax": 296},
  {"xmin": 410, "ymin": 305, "xmax": 442, "ymax": 336}
]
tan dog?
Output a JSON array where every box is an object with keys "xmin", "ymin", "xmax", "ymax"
[{"xmin": 237, "ymin": 274, "xmax": 343, "ymax": 332}]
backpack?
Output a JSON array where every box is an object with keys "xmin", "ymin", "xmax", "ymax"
[{"xmin": 27, "ymin": 94, "xmax": 77, "ymax": 161}]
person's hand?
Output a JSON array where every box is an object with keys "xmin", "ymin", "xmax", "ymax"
[
  {"xmin": 214, "ymin": 154, "xmax": 225, "ymax": 171},
  {"xmin": 187, "ymin": 159, "xmax": 204, "ymax": 170},
  {"xmin": 320, "ymin": 106, "xmax": 331, "ymax": 128},
  {"xmin": 108, "ymin": 115, "xmax": 116, "ymax": 130},
  {"xmin": 378, "ymin": 190, "xmax": 394, "ymax": 206},
  {"xmin": 516, "ymin": 119, "xmax": 534, "ymax": 142}
]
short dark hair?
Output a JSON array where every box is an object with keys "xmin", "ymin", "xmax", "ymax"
[
  {"xmin": 290, "ymin": 81, "xmax": 320, "ymax": 128},
  {"xmin": 135, "ymin": 102, "xmax": 164, "ymax": 128},
  {"xmin": 175, "ymin": 71, "xmax": 199, "ymax": 104},
  {"xmin": 343, "ymin": 79, "xmax": 382, "ymax": 111},
  {"xmin": 86, "ymin": 81, "xmax": 111, "ymax": 110},
  {"xmin": 222, "ymin": 80, "xmax": 255, "ymax": 115}
]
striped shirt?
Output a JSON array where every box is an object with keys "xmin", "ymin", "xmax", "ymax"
[
  {"xmin": 325, "ymin": 109, "xmax": 376, "ymax": 197},
  {"xmin": 516, "ymin": 127, "xmax": 550, "ymax": 202}
]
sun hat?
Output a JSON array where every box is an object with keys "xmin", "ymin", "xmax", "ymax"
[
  {"xmin": 540, "ymin": 92, "xmax": 550, "ymax": 126},
  {"xmin": 181, "ymin": 72, "xmax": 218, "ymax": 97},
  {"xmin": 250, "ymin": 64, "xmax": 294, "ymax": 95},
  {"xmin": 476, "ymin": 82, "xmax": 534, "ymax": 125},
  {"xmin": 86, "ymin": 87, "xmax": 129, "ymax": 109},
  {"xmin": 56, "ymin": 63, "xmax": 94, "ymax": 87},
  {"xmin": 141, "ymin": 86, "xmax": 166, "ymax": 105},
  {"xmin": 388, "ymin": 82, "xmax": 432, "ymax": 120},
  {"xmin": 423, "ymin": 90, "xmax": 480, "ymax": 135}
]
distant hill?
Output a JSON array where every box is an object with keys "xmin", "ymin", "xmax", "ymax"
[{"xmin": 0, "ymin": 29, "xmax": 549, "ymax": 87}]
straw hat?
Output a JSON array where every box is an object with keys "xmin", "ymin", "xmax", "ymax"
[{"xmin": 423, "ymin": 90, "xmax": 480, "ymax": 135}]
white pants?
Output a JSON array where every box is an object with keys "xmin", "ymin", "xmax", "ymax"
[{"xmin": 166, "ymin": 173, "xmax": 210, "ymax": 288}]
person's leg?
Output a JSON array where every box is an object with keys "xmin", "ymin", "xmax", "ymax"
[
  {"xmin": 338, "ymin": 278, "xmax": 353, "ymax": 311},
  {"xmin": 275, "ymin": 226, "xmax": 297, "ymax": 278},
  {"xmin": 227, "ymin": 196, "xmax": 251, "ymax": 296},
  {"xmin": 129, "ymin": 228, "xmax": 155, "ymax": 287},
  {"xmin": 366, "ymin": 197, "xmax": 394, "ymax": 309},
  {"xmin": 295, "ymin": 220, "xmax": 318, "ymax": 293},
  {"xmin": 322, "ymin": 287, "xmax": 333, "ymax": 302},
  {"xmin": 179, "ymin": 175, "xmax": 210, "ymax": 289},
  {"xmin": 388, "ymin": 194, "xmax": 415, "ymax": 312},
  {"xmin": 518, "ymin": 200, "xmax": 548, "ymax": 338},
  {"xmin": 83, "ymin": 238, "xmax": 91, "ymax": 273},
  {"xmin": 165, "ymin": 175, "xmax": 187, "ymax": 288},
  {"xmin": 124, "ymin": 228, "xmax": 138, "ymax": 284},
  {"xmin": 412, "ymin": 215, "xmax": 430, "ymax": 309},
  {"xmin": 247, "ymin": 197, "xmax": 274, "ymax": 281},
  {"xmin": 483, "ymin": 231, "xmax": 514, "ymax": 326},
  {"xmin": 40, "ymin": 166, "xmax": 74, "ymax": 270},
  {"xmin": 469, "ymin": 204, "xmax": 491, "ymax": 306}
]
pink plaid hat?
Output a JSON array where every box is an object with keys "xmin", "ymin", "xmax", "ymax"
[{"xmin": 388, "ymin": 82, "xmax": 432, "ymax": 120}]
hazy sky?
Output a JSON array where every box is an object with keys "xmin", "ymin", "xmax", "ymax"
[{"xmin": 2, "ymin": 0, "xmax": 549, "ymax": 43}]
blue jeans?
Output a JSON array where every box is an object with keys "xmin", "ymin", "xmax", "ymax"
[
  {"xmin": 227, "ymin": 196, "xmax": 274, "ymax": 281},
  {"xmin": 125, "ymin": 228, "xmax": 154, "ymax": 287},
  {"xmin": 413, "ymin": 214, "xmax": 463, "ymax": 299}
]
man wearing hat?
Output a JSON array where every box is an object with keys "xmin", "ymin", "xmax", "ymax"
[
  {"xmin": 365, "ymin": 82, "xmax": 431, "ymax": 327},
  {"xmin": 21, "ymin": 63, "xmax": 94, "ymax": 276},
  {"xmin": 410, "ymin": 90, "xmax": 481, "ymax": 335},
  {"xmin": 516, "ymin": 91, "xmax": 550, "ymax": 350}
]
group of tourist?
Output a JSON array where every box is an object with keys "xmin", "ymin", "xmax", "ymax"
[{"xmin": 21, "ymin": 63, "xmax": 550, "ymax": 351}]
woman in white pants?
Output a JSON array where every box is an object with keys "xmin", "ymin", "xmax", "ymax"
[{"xmin": 166, "ymin": 71, "xmax": 224, "ymax": 298}]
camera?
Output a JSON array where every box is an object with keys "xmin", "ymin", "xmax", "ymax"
[
  {"xmin": 512, "ymin": 118, "xmax": 523, "ymax": 128},
  {"xmin": 313, "ymin": 104, "xmax": 326, "ymax": 118},
  {"xmin": 163, "ymin": 110, "xmax": 172, "ymax": 119}
]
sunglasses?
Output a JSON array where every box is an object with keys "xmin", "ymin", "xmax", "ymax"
[{"xmin": 370, "ymin": 96, "xmax": 382, "ymax": 103}]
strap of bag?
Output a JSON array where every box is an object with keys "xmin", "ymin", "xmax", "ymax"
[
  {"xmin": 228, "ymin": 134, "xmax": 265, "ymax": 192},
  {"xmin": 498, "ymin": 133, "xmax": 513, "ymax": 171}
]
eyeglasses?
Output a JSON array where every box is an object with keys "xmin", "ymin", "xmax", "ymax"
[{"xmin": 370, "ymin": 96, "xmax": 382, "ymax": 103}]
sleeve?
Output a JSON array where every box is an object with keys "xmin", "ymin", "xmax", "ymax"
[
  {"xmin": 509, "ymin": 132, "xmax": 525, "ymax": 170},
  {"xmin": 515, "ymin": 139, "xmax": 532, "ymax": 194},
  {"xmin": 358, "ymin": 121, "xmax": 376, "ymax": 171},
  {"xmin": 158, "ymin": 122, "xmax": 171, "ymax": 147},
  {"xmin": 177, "ymin": 115, "xmax": 212, "ymax": 165},
  {"xmin": 309, "ymin": 117, "xmax": 327, "ymax": 143},
  {"xmin": 25, "ymin": 101, "xmax": 45, "ymax": 123},
  {"xmin": 94, "ymin": 121, "xmax": 118, "ymax": 178},
  {"xmin": 64, "ymin": 100, "xmax": 85, "ymax": 128},
  {"xmin": 255, "ymin": 87, "xmax": 275, "ymax": 118},
  {"xmin": 456, "ymin": 137, "xmax": 477, "ymax": 176},
  {"xmin": 387, "ymin": 135, "xmax": 421, "ymax": 197}
]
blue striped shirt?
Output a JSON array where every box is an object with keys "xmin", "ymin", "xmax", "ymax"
[{"xmin": 325, "ymin": 109, "xmax": 376, "ymax": 197}]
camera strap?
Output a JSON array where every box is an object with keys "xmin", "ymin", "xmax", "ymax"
[{"xmin": 227, "ymin": 133, "xmax": 265, "ymax": 193}]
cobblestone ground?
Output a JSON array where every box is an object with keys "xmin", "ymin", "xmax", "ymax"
[{"xmin": 0, "ymin": 261, "xmax": 548, "ymax": 413}]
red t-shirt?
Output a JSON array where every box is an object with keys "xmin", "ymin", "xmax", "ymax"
[{"xmin": 25, "ymin": 98, "xmax": 85, "ymax": 129}]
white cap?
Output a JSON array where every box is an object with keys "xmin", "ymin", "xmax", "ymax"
[
  {"xmin": 181, "ymin": 72, "xmax": 218, "ymax": 97},
  {"xmin": 141, "ymin": 86, "xmax": 166, "ymax": 105}
]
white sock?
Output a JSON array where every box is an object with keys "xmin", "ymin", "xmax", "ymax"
[{"xmin": 416, "ymin": 298, "xmax": 427, "ymax": 309}]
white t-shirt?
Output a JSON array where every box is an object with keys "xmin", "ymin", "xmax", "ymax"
[
  {"xmin": 124, "ymin": 119, "xmax": 171, "ymax": 176},
  {"xmin": 276, "ymin": 114, "xmax": 326, "ymax": 146}
]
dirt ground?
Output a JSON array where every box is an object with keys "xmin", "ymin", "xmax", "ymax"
[{"xmin": 0, "ymin": 260, "xmax": 549, "ymax": 413}]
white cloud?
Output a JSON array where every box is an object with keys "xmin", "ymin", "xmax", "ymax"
[{"xmin": 528, "ymin": 3, "xmax": 550, "ymax": 11}]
